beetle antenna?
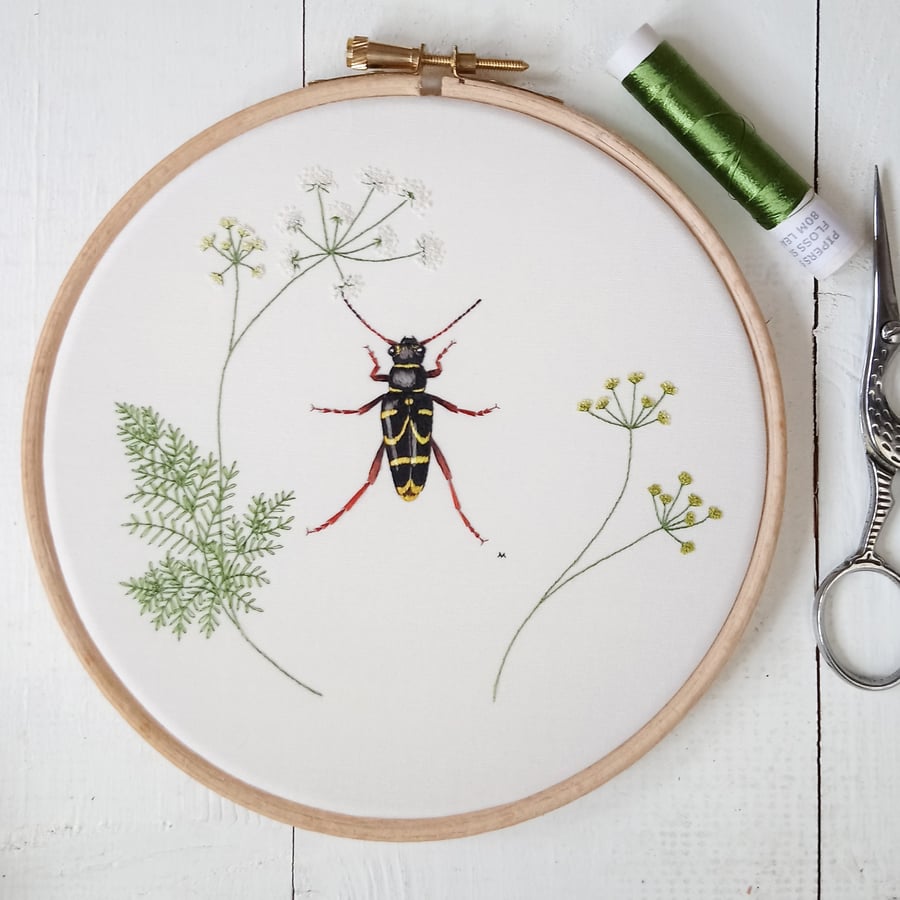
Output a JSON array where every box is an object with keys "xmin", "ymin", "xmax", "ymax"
[
  {"xmin": 422, "ymin": 298, "xmax": 483, "ymax": 344},
  {"xmin": 338, "ymin": 287, "xmax": 394, "ymax": 344}
]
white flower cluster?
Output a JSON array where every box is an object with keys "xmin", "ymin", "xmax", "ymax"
[
  {"xmin": 396, "ymin": 178, "xmax": 431, "ymax": 213},
  {"xmin": 270, "ymin": 165, "xmax": 445, "ymax": 282},
  {"xmin": 276, "ymin": 206, "xmax": 305, "ymax": 234},
  {"xmin": 358, "ymin": 166, "xmax": 395, "ymax": 193},
  {"xmin": 327, "ymin": 201, "xmax": 355, "ymax": 225},
  {"xmin": 282, "ymin": 246, "xmax": 303, "ymax": 276},
  {"xmin": 416, "ymin": 232, "xmax": 444, "ymax": 270},
  {"xmin": 359, "ymin": 167, "xmax": 432, "ymax": 212},
  {"xmin": 374, "ymin": 225, "xmax": 398, "ymax": 256},
  {"xmin": 298, "ymin": 166, "xmax": 335, "ymax": 192}
]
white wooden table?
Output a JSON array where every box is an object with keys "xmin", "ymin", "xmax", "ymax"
[{"xmin": 3, "ymin": 1, "xmax": 899, "ymax": 896}]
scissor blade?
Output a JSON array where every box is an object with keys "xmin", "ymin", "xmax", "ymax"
[
  {"xmin": 862, "ymin": 168, "xmax": 900, "ymax": 469},
  {"xmin": 873, "ymin": 167, "xmax": 900, "ymax": 333}
]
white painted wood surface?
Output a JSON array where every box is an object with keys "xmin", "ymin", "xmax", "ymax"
[{"xmin": 2, "ymin": 0, "xmax": 897, "ymax": 896}]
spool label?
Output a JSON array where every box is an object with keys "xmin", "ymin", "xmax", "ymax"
[{"xmin": 771, "ymin": 191, "xmax": 862, "ymax": 279}]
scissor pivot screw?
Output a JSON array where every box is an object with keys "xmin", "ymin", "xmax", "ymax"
[{"xmin": 346, "ymin": 36, "xmax": 528, "ymax": 76}]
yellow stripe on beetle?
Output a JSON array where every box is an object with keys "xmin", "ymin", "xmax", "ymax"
[
  {"xmin": 382, "ymin": 415, "xmax": 432, "ymax": 447},
  {"xmin": 383, "ymin": 417, "xmax": 410, "ymax": 445},
  {"xmin": 389, "ymin": 456, "xmax": 430, "ymax": 466}
]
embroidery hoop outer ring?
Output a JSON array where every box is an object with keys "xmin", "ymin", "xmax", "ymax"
[{"xmin": 21, "ymin": 72, "xmax": 787, "ymax": 842}]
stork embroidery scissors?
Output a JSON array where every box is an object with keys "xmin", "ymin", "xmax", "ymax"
[{"xmin": 814, "ymin": 168, "xmax": 900, "ymax": 689}]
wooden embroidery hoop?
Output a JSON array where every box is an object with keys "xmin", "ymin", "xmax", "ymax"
[{"xmin": 22, "ymin": 72, "xmax": 786, "ymax": 841}]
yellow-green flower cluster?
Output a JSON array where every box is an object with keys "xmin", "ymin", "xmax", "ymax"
[
  {"xmin": 580, "ymin": 374, "xmax": 676, "ymax": 430},
  {"xmin": 201, "ymin": 218, "xmax": 266, "ymax": 286},
  {"xmin": 648, "ymin": 473, "xmax": 722, "ymax": 555}
]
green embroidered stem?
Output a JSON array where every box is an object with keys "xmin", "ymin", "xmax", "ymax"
[
  {"xmin": 336, "ymin": 186, "xmax": 374, "ymax": 245},
  {"xmin": 225, "ymin": 607, "xmax": 323, "ymax": 696},
  {"xmin": 340, "ymin": 197, "xmax": 409, "ymax": 247},
  {"xmin": 492, "ymin": 525, "xmax": 661, "ymax": 701},
  {"xmin": 293, "ymin": 225, "xmax": 329, "ymax": 254},
  {"xmin": 544, "ymin": 428, "xmax": 634, "ymax": 598},
  {"xmin": 317, "ymin": 188, "xmax": 329, "ymax": 246},
  {"xmin": 235, "ymin": 258, "xmax": 326, "ymax": 352},
  {"xmin": 337, "ymin": 250, "xmax": 424, "ymax": 264},
  {"xmin": 209, "ymin": 237, "xmax": 326, "ymax": 692},
  {"xmin": 216, "ymin": 264, "xmax": 241, "ymax": 517},
  {"xmin": 544, "ymin": 526, "xmax": 662, "ymax": 600}
]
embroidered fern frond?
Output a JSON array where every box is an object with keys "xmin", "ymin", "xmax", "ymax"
[
  {"xmin": 124, "ymin": 512, "xmax": 203, "ymax": 553},
  {"xmin": 117, "ymin": 403, "xmax": 221, "ymax": 525},
  {"xmin": 117, "ymin": 403, "xmax": 291, "ymax": 641},
  {"xmin": 122, "ymin": 555, "xmax": 208, "ymax": 637},
  {"xmin": 225, "ymin": 491, "xmax": 296, "ymax": 562}
]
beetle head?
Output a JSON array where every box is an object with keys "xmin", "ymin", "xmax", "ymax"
[{"xmin": 388, "ymin": 337, "xmax": 426, "ymax": 362}]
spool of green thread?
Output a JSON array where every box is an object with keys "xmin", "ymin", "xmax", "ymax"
[{"xmin": 608, "ymin": 24, "xmax": 861, "ymax": 278}]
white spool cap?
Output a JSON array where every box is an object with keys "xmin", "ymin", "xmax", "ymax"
[{"xmin": 607, "ymin": 24, "xmax": 662, "ymax": 81}]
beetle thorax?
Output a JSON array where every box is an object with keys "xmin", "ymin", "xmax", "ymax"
[{"xmin": 388, "ymin": 338, "xmax": 427, "ymax": 391}]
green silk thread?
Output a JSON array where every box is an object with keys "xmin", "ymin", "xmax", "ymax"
[{"xmin": 622, "ymin": 41, "xmax": 809, "ymax": 230}]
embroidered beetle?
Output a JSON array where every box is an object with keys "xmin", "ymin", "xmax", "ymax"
[{"xmin": 307, "ymin": 296, "xmax": 497, "ymax": 543}]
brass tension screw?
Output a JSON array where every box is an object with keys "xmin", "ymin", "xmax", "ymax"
[{"xmin": 346, "ymin": 36, "xmax": 528, "ymax": 76}]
